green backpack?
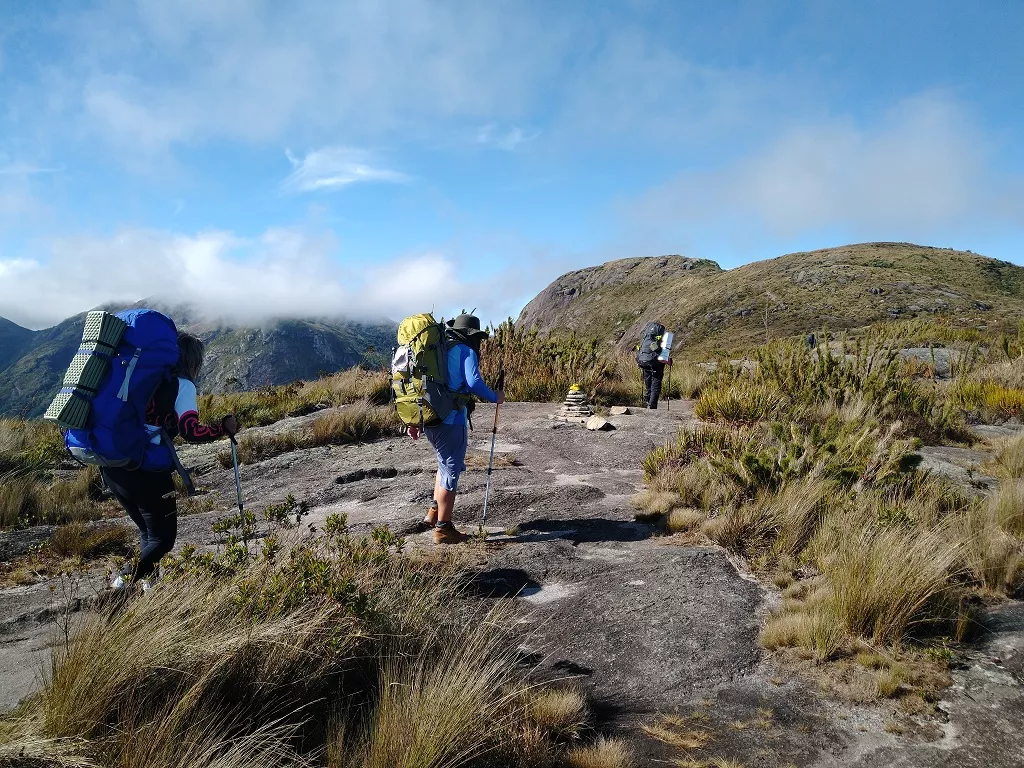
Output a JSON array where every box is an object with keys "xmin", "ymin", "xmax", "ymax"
[{"xmin": 391, "ymin": 313, "xmax": 457, "ymax": 428}]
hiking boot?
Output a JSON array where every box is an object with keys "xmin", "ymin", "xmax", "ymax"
[
  {"xmin": 412, "ymin": 503, "xmax": 439, "ymax": 533},
  {"xmin": 433, "ymin": 522, "xmax": 469, "ymax": 545}
]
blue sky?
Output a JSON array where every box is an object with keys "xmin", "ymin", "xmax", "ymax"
[{"xmin": 1, "ymin": 0, "xmax": 1022, "ymax": 329}]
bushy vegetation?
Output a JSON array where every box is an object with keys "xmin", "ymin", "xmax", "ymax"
[
  {"xmin": 1, "ymin": 515, "xmax": 610, "ymax": 768},
  {"xmin": 640, "ymin": 333, "xmax": 1024, "ymax": 670}
]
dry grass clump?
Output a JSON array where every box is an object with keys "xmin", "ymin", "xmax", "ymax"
[
  {"xmin": 218, "ymin": 401, "xmax": 402, "ymax": 467},
  {"xmin": 990, "ymin": 435, "xmax": 1024, "ymax": 479},
  {"xmin": 631, "ymin": 490, "xmax": 681, "ymax": 520},
  {"xmin": 307, "ymin": 401, "xmax": 402, "ymax": 447},
  {"xmin": 667, "ymin": 508, "xmax": 706, "ymax": 534},
  {"xmin": 566, "ymin": 736, "xmax": 634, "ymax": 768},
  {"xmin": 200, "ymin": 367, "xmax": 391, "ymax": 427},
  {"xmin": 49, "ymin": 523, "xmax": 132, "ymax": 560},
  {"xmin": 524, "ymin": 687, "xmax": 590, "ymax": 738},
  {"xmin": 0, "ymin": 467, "xmax": 104, "ymax": 529},
  {"xmin": 955, "ymin": 500, "xmax": 1024, "ymax": 596},
  {"xmin": 814, "ymin": 524, "xmax": 964, "ymax": 643},
  {"xmin": 0, "ymin": 418, "xmax": 66, "ymax": 474},
  {"xmin": 642, "ymin": 714, "xmax": 713, "ymax": 750}
]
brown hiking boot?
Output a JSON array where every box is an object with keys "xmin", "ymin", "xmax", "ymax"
[
  {"xmin": 433, "ymin": 523, "xmax": 469, "ymax": 544},
  {"xmin": 411, "ymin": 503, "xmax": 439, "ymax": 534}
]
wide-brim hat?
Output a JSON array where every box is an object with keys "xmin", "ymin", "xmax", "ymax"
[{"xmin": 447, "ymin": 313, "xmax": 489, "ymax": 341}]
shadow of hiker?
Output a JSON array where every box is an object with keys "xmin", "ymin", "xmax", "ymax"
[{"xmin": 514, "ymin": 517, "xmax": 657, "ymax": 544}]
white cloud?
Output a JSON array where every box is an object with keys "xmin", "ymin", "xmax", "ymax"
[
  {"xmin": 282, "ymin": 147, "xmax": 409, "ymax": 193},
  {"xmin": 623, "ymin": 94, "xmax": 1024, "ymax": 247},
  {"xmin": 0, "ymin": 227, "xmax": 470, "ymax": 329}
]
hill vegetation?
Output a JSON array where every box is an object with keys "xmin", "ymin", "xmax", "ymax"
[{"xmin": 518, "ymin": 243, "xmax": 1024, "ymax": 354}]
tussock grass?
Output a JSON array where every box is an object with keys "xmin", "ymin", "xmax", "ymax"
[
  {"xmin": 200, "ymin": 367, "xmax": 391, "ymax": 427},
  {"xmin": 955, "ymin": 502, "xmax": 1024, "ymax": 596},
  {"xmin": 817, "ymin": 525, "xmax": 964, "ymax": 643},
  {"xmin": 694, "ymin": 383, "xmax": 783, "ymax": 424},
  {"xmin": 217, "ymin": 401, "xmax": 402, "ymax": 467},
  {"xmin": 523, "ymin": 687, "xmax": 589, "ymax": 738},
  {"xmin": 49, "ymin": 523, "xmax": 132, "ymax": 560},
  {"xmin": 6, "ymin": 515, "xmax": 606, "ymax": 768},
  {"xmin": 0, "ymin": 418, "xmax": 66, "ymax": 474},
  {"xmin": 990, "ymin": 435, "xmax": 1024, "ymax": 479},
  {"xmin": 630, "ymin": 490, "xmax": 681, "ymax": 517},
  {"xmin": 307, "ymin": 401, "xmax": 403, "ymax": 447},
  {"xmin": 0, "ymin": 467, "xmax": 103, "ymax": 529},
  {"xmin": 667, "ymin": 508, "xmax": 706, "ymax": 534},
  {"xmin": 566, "ymin": 737, "xmax": 634, "ymax": 768}
]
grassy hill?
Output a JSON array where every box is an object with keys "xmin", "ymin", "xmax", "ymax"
[
  {"xmin": 517, "ymin": 243, "xmax": 1024, "ymax": 353},
  {"xmin": 0, "ymin": 307, "xmax": 396, "ymax": 418}
]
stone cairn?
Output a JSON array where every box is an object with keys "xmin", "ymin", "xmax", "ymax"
[{"xmin": 554, "ymin": 385, "xmax": 594, "ymax": 421}]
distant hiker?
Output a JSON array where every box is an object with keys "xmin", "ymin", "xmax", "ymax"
[
  {"xmin": 394, "ymin": 313, "xmax": 503, "ymax": 544},
  {"xmin": 635, "ymin": 321, "xmax": 672, "ymax": 409},
  {"xmin": 104, "ymin": 332, "xmax": 238, "ymax": 588},
  {"xmin": 806, "ymin": 332, "xmax": 817, "ymax": 350}
]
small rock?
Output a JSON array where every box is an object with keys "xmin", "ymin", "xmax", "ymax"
[
  {"xmin": 585, "ymin": 415, "xmax": 615, "ymax": 431},
  {"xmin": 609, "ymin": 406, "xmax": 630, "ymax": 416}
]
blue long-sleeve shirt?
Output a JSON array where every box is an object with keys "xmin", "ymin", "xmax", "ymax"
[{"xmin": 443, "ymin": 343, "xmax": 499, "ymax": 425}]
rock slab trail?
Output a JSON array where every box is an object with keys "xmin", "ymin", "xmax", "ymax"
[{"xmin": 2, "ymin": 402, "xmax": 1023, "ymax": 767}]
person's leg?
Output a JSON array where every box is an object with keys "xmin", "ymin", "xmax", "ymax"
[
  {"xmin": 101, "ymin": 468, "xmax": 150, "ymax": 576},
  {"xmin": 135, "ymin": 485, "xmax": 177, "ymax": 580},
  {"xmin": 641, "ymin": 367, "xmax": 652, "ymax": 407},
  {"xmin": 649, "ymin": 367, "xmax": 664, "ymax": 409},
  {"xmin": 426, "ymin": 423, "xmax": 468, "ymax": 542},
  {"xmin": 109, "ymin": 469, "xmax": 177, "ymax": 581}
]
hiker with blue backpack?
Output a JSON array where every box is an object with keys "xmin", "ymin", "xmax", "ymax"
[
  {"xmin": 392, "ymin": 313, "xmax": 504, "ymax": 544},
  {"xmin": 45, "ymin": 309, "xmax": 239, "ymax": 590}
]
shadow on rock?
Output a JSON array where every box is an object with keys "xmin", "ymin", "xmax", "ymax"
[{"xmin": 517, "ymin": 518, "xmax": 656, "ymax": 544}]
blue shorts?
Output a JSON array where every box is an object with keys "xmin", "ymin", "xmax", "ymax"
[{"xmin": 425, "ymin": 422, "xmax": 468, "ymax": 492}]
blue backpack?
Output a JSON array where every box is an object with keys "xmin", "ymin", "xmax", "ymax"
[{"xmin": 48, "ymin": 309, "xmax": 186, "ymax": 476}]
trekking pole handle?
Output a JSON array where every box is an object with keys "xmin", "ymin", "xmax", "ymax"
[{"xmin": 496, "ymin": 368, "xmax": 506, "ymax": 394}]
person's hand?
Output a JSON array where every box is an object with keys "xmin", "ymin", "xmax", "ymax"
[
  {"xmin": 496, "ymin": 390, "xmax": 506, "ymax": 405},
  {"xmin": 408, "ymin": 425, "xmax": 421, "ymax": 440},
  {"xmin": 222, "ymin": 414, "xmax": 239, "ymax": 437}
]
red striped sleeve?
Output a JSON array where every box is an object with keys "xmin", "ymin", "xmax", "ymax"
[{"xmin": 177, "ymin": 410, "xmax": 225, "ymax": 443}]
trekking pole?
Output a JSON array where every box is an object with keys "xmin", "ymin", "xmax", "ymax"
[
  {"xmin": 229, "ymin": 436, "xmax": 244, "ymax": 515},
  {"xmin": 667, "ymin": 363, "xmax": 672, "ymax": 412},
  {"xmin": 479, "ymin": 369, "xmax": 506, "ymax": 533}
]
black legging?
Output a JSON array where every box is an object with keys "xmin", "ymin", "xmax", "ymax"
[
  {"xmin": 641, "ymin": 364, "xmax": 665, "ymax": 409},
  {"xmin": 101, "ymin": 466, "xmax": 177, "ymax": 581}
]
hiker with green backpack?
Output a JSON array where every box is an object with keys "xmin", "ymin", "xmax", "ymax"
[
  {"xmin": 45, "ymin": 309, "xmax": 239, "ymax": 590},
  {"xmin": 392, "ymin": 313, "xmax": 504, "ymax": 544}
]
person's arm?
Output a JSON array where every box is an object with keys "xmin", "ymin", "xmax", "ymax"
[
  {"xmin": 462, "ymin": 348, "xmax": 499, "ymax": 403},
  {"xmin": 173, "ymin": 379, "xmax": 236, "ymax": 443}
]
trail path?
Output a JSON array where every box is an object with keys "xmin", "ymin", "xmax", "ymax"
[{"xmin": 2, "ymin": 401, "xmax": 1022, "ymax": 766}]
